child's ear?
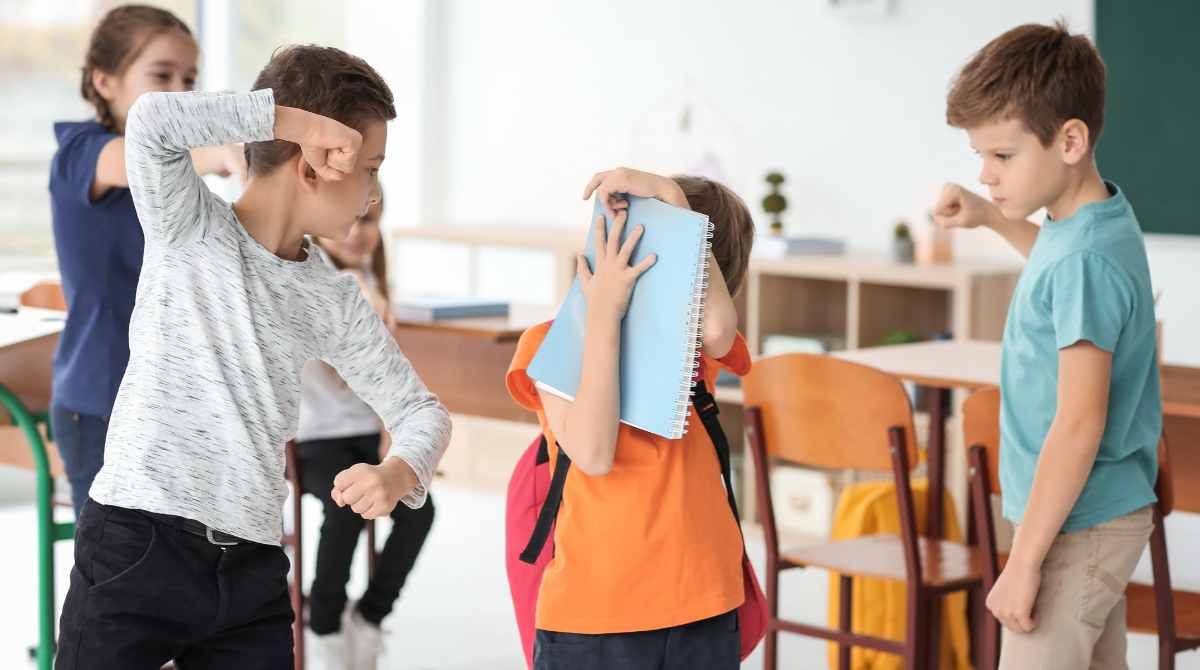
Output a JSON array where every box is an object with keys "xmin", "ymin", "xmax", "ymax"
[
  {"xmin": 92, "ymin": 69, "xmax": 116, "ymax": 102},
  {"xmin": 294, "ymin": 154, "xmax": 319, "ymax": 194},
  {"xmin": 1059, "ymin": 119, "xmax": 1091, "ymax": 165}
]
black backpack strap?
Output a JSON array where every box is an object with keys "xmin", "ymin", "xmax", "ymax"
[
  {"xmin": 519, "ymin": 380, "xmax": 740, "ymax": 566},
  {"xmin": 692, "ymin": 379, "xmax": 742, "ymax": 525},
  {"xmin": 519, "ymin": 437, "xmax": 570, "ymax": 564},
  {"xmin": 535, "ymin": 434, "xmax": 550, "ymax": 465}
]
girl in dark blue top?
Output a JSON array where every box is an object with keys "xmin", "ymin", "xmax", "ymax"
[{"xmin": 49, "ymin": 5, "xmax": 245, "ymax": 516}]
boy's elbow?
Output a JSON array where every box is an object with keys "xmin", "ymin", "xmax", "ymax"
[
  {"xmin": 703, "ymin": 319, "xmax": 736, "ymax": 359},
  {"xmin": 124, "ymin": 92, "xmax": 163, "ymax": 136},
  {"xmin": 561, "ymin": 436, "xmax": 615, "ymax": 477},
  {"xmin": 575, "ymin": 454, "xmax": 614, "ymax": 477},
  {"xmin": 1054, "ymin": 411, "xmax": 1107, "ymax": 447}
]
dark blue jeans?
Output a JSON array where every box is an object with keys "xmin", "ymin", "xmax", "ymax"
[
  {"xmin": 534, "ymin": 610, "xmax": 739, "ymax": 670},
  {"xmin": 49, "ymin": 403, "xmax": 109, "ymax": 517}
]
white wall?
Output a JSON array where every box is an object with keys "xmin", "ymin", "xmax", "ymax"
[{"xmin": 380, "ymin": 0, "xmax": 1199, "ymax": 364}]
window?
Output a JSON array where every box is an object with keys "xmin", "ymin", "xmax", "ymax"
[
  {"xmin": 0, "ymin": 0, "xmax": 347, "ymax": 263},
  {"xmin": 0, "ymin": 1, "xmax": 196, "ymax": 263}
]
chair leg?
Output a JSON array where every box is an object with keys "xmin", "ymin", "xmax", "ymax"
[
  {"xmin": 291, "ymin": 509, "xmax": 304, "ymax": 670},
  {"xmin": 765, "ymin": 566, "xmax": 779, "ymax": 670},
  {"xmin": 838, "ymin": 575, "xmax": 853, "ymax": 670},
  {"xmin": 973, "ymin": 584, "xmax": 999, "ymax": 670},
  {"xmin": 927, "ymin": 592, "xmax": 941, "ymax": 670},
  {"xmin": 905, "ymin": 588, "xmax": 931, "ymax": 670},
  {"xmin": 366, "ymin": 519, "xmax": 377, "ymax": 578},
  {"xmin": 1159, "ymin": 637, "xmax": 1174, "ymax": 670}
]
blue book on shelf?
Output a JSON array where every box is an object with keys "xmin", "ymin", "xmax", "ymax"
[
  {"xmin": 527, "ymin": 196, "xmax": 713, "ymax": 439},
  {"xmin": 392, "ymin": 297, "xmax": 510, "ymax": 321}
]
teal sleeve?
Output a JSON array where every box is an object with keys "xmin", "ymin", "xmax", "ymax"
[{"xmin": 1049, "ymin": 252, "xmax": 1133, "ymax": 352}]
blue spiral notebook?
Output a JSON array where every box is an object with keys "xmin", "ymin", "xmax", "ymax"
[{"xmin": 526, "ymin": 196, "xmax": 713, "ymax": 439}]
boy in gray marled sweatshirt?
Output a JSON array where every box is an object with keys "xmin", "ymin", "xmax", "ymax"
[{"xmin": 56, "ymin": 46, "xmax": 450, "ymax": 669}]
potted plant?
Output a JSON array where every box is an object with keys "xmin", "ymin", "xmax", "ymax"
[
  {"xmin": 892, "ymin": 220, "xmax": 914, "ymax": 263},
  {"xmin": 762, "ymin": 172, "xmax": 787, "ymax": 235}
]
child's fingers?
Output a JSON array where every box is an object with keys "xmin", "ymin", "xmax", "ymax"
[
  {"xmin": 617, "ymin": 224, "xmax": 644, "ymax": 264},
  {"xmin": 932, "ymin": 183, "xmax": 961, "ymax": 217},
  {"xmin": 332, "ymin": 466, "xmax": 356, "ymax": 491},
  {"xmin": 361, "ymin": 500, "xmax": 386, "ymax": 519},
  {"xmin": 351, "ymin": 494, "xmax": 374, "ymax": 515},
  {"xmin": 583, "ymin": 171, "xmax": 609, "ymax": 200},
  {"xmin": 326, "ymin": 147, "xmax": 356, "ymax": 174},
  {"xmin": 591, "ymin": 216, "xmax": 607, "ymax": 268},
  {"xmin": 331, "ymin": 487, "xmax": 344, "ymax": 507},
  {"xmin": 576, "ymin": 255, "xmax": 593, "ymax": 284},
  {"xmin": 630, "ymin": 253, "xmax": 657, "ymax": 278},
  {"xmin": 339, "ymin": 481, "xmax": 367, "ymax": 508},
  {"xmin": 314, "ymin": 163, "xmax": 344, "ymax": 182},
  {"xmin": 607, "ymin": 210, "xmax": 627, "ymax": 257}
]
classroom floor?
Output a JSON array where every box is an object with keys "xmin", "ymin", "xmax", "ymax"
[{"xmin": 0, "ymin": 464, "xmax": 1194, "ymax": 669}]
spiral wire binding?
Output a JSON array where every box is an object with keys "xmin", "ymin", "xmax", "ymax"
[{"xmin": 669, "ymin": 216, "xmax": 715, "ymax": 438}]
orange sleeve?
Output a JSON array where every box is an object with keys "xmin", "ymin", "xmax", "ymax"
[
  {"xmin": 505, "ymin": 321, "xmax": 553, "ymax": 412},
  {"xmin": 712, "ymin": 331, "xmax": 752, "ymax": 377}
]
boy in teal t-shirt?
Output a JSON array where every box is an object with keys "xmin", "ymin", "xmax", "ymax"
[{"xmin": 931, "ymin": 21, "xmax": 1160, "ymax": 669}]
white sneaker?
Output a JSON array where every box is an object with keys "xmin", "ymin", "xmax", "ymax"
[
  {"xmin": 307, "ymin": 629, "xmax": 351, "ymax": 670},
  {"xmin": 344, "ymin": 605, "xmax": 384, "ymax": 670}
]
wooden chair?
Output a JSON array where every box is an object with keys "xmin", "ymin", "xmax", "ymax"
[
  {"xmin": 20, "ymin": 281, "xmax": 67, "ymax": 311},
  {"xmin": 282, "ymin": 441, "xmax": 378, "ymax": 670},
  {"xmin": 964, "ymin": 387, "xmax": 1200, "ymax": 670},
  {"xmin": 743, "ymin": 353, "xmax": 984, "ymax": 670},
  {"xmin": 1127, "ymin": 436, "xmax": 1200, "ymax": 669},
  {"xmin": 961, "ymin": 387, "xmax": 1003, "ymax": 670}
]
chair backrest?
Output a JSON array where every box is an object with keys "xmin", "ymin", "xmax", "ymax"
[
  {"xmin": 740, "ymin": 353, "xmax": 918, "ymax": 471},
  {"xmin": 965, "ymin": 386, "xmax": 1178, "ymax": 518},
  {"xmin": 20, "ymin": 281, "xmax": 66, "ymax": 311},
  {"xmin": 1157, "ymin": 434, "xmax": 1175, "ymax": 517},
  {"xmin": 962, "ymin": 387, "xmax": 1001, "ymax": 495}
]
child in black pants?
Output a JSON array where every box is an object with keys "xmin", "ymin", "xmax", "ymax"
[{"xmin": 296, "ymin": 195, "xmax": 435, "ymax": 670}]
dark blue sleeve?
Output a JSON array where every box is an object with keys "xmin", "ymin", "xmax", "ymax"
[{"xmin": 50, "ymin": 123, "xmax": 120, "ymax": 208}]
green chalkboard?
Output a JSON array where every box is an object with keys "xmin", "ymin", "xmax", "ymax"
[{"xmin": 1095, "ymin": 1, "xmax": 1200, "ymax": 236}]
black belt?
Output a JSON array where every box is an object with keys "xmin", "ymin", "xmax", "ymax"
[{"xmin": 142, "ymin": 510, "xmax": 252, "ymax": 546}]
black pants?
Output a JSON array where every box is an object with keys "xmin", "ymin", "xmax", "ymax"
[
  {"xmin": 295, "ymin": 433, "xmax": 435, "ymax": 634},
  {"xmin": 56, "ymin": 499, "xmax": 294, "ymax": 669},
  {"xmin": 533, "ymin": 610, "xmax": 740, "ymax": 670}
]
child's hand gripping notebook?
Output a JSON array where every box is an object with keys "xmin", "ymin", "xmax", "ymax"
[{"xmin": 527, "ymin": 196, "xmax": 713, "ymax": 439}]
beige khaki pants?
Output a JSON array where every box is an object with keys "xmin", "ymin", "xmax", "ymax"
[{"xmin": 999, "ymin": 506, "xmax": 1153, "ymax": 670}]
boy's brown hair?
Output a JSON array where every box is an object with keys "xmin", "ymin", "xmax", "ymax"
[
  {"xmin": 946, "ymin": 20, "xmax": 1106, "ymax": 149},
  {"xmin": 671, "ymin": 176, "xmax": 755, "ymax": 297},
  {"xmin": 246, "ymin": 45, "xmax": 396, "ymax": 176}
]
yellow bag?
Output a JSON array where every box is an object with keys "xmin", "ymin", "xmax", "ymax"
[{"xmin": 826, "ymin": 480, "xmax": 972, "ymax": 669}]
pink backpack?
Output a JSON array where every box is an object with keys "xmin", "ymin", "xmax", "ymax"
[{"xmin": 504, "ymin": 380, "xmax": 767, "ymax": 668}]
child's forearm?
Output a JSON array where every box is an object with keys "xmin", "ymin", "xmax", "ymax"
[
  {"xmin": 272, "ymin": 105, "xmax": 320, "ymax": 145},
  {"xmin": 560, "ymin": 307, "xmax": 622, "ymax": 475},
  {"xmin": 702, "ymin": 251, "xmax": 738, "ymax": 359},
  {"xmin": 987, "ymin": 213, "xmax": 1040, "ymax": 259},
  {"xmin": 1008, "ymin": 417, "xmax": 1104, "ymax": 570},
  {"xmin": 189, "ymin": 146, "xmax": 236, "ymax": 177}
]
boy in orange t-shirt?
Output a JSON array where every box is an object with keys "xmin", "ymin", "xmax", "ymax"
[{"xmin": 507, "ymin": 167, "xmax": 755, "ymax": 669}]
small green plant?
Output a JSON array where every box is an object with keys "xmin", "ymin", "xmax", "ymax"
[
  {"xmin": 894, "ymin": 221, "xmax": 911, "ymax": 240},
  {"xmin": 881, "ymin": 329, "xmax": 921, "ymax": 346},
  {"xmin": 762, "ymin": 171, "xmax": 787, "ymax": 234}
]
